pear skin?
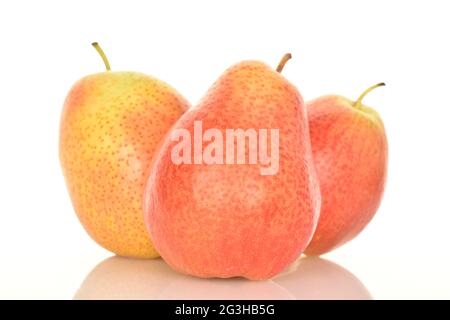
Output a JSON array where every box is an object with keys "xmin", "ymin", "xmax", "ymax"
[
  {"xmin": 59, "ymin": 43, "xmax": 190, "ymax": 258},
  {"xmin": 143, "ymin": 55, "xmax": 321, "ymax": 279},
  {"xmin": 305, "ymin": 84, "xmax": 388, "ymax": 255}
]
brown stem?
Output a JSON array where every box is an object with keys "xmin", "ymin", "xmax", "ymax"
[{"xmin": 276, "ymin": 53, "xmax": 292, "ymax": 73}]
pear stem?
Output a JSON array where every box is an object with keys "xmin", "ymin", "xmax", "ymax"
[
  {"xmin": 276, "ymin": 53, "xmax": 292, "ymax": 73},
  {"xmin": 92, "ymin": 42, "xmax": 111, "ymax": 71},
  {"xmin": 353, "ymin": 82, "xmax": 385, "ymax": 109}
]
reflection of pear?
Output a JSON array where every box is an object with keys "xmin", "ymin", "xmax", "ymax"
[
  {"xmin": 74, "ymin": 256, "xmax": 180, "ymax": 300},
  {"xmin": 160, "ymin": 278, "xmax": 294, "ymax": 300},
  {"xmin": 74, "ymin": 256, "xmax": 293, "ymax": 300},
  {"xmin": 75, "ymin": 256, "xmax": 370, "ymax": 300},
  {"xmin": 274, "ymin": 257, "xmax": 372, "ymax": 300}
]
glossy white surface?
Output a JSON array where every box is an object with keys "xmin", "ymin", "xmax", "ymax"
[{"xmin": 74, "ymin": 257, "xmax": 372, "ymax": 300}]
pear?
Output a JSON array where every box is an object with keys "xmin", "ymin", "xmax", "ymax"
[
  {"xmin": 143, "ymin": 54, "xmax": 321, "ymax": 279},
  {"xmin": 59, "ymin": 43, "xmax": 190, "ymax": 258},
  {"xmin": 305, "ymin": 83, "xmax": 388, "ymax": 255}
]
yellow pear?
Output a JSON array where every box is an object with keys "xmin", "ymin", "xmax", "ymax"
[{"xmin": 59, "ymin": 43, "xmax": 189, "ymax": 258}]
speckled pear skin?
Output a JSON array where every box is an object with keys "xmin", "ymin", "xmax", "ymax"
[
  {"xmin": 143, "ymin": 61, "xmax": 321, "ymax": 279},
  {"xmin": 59, "ymin": 71, "xmax": 189, "ymax": 258},
  {"xmin": 305, "ymin": 95, "xmax": 388, "ymax": 255}
]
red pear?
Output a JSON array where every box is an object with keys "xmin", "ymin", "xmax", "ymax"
[
  {"xmin": 143, "ymin": 55, "xmax": 320, "ymax": 279},
  {"xmin": 305, "ymin": 83, "xmax": 388, "ymax": 255}
]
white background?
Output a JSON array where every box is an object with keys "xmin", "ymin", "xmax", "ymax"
[{"xmin": 0, "ymin": 0, "xmax": 449, "ymax": 299}]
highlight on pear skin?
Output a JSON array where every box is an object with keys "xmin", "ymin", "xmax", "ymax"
[{"xmin": 60, "ymin": 44, "xmax": 387, "ymax": 281}]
